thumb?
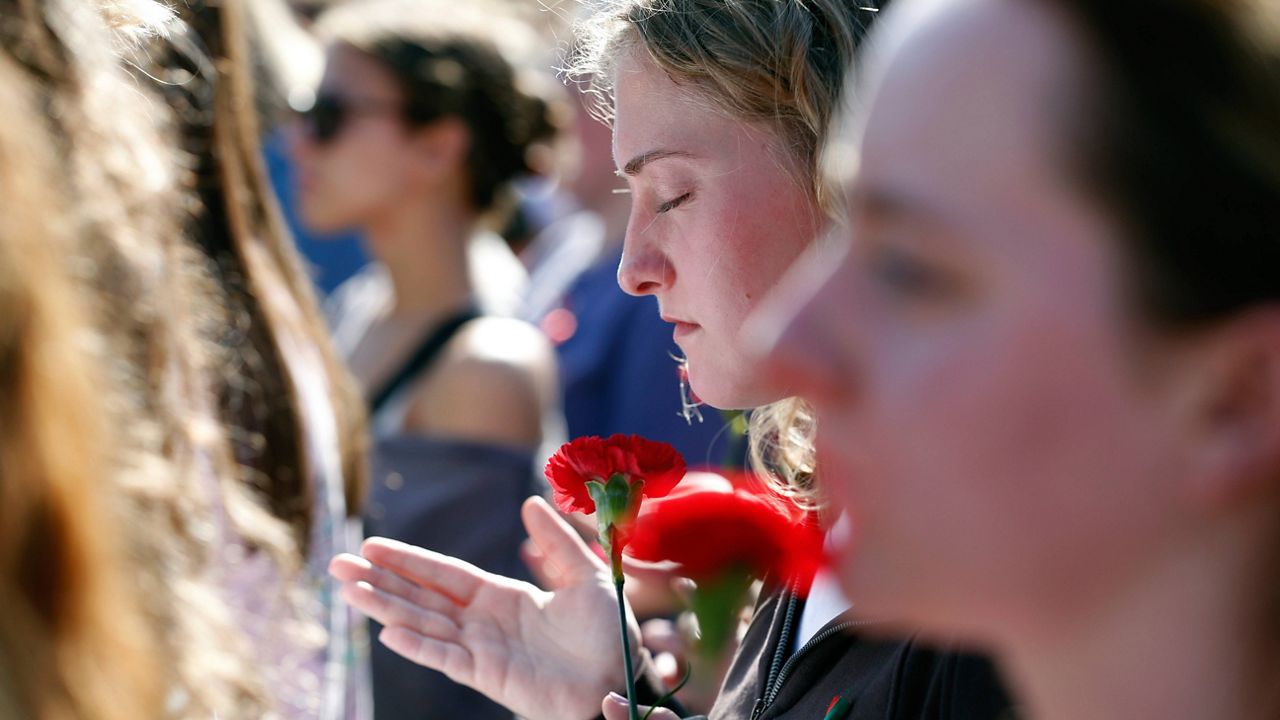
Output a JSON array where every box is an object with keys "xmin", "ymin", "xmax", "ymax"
[
  {"xmin": 522, "ymin": 495, "xmax": 605, "ymax": 587},
  {"xmin": 602, "ymin": 692, "xmax": 677, "ymax": 720}
]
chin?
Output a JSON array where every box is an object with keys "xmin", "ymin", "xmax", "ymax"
[
  {"xmin": 299, "ymin": 207, "xmax": 354, "ymax": 236},
  {"xmin": 688, "ymin": 370, "xmax": 780, "ymax": 411}
]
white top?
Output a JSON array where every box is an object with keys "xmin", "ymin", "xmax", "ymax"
[{"xmin": 794, "ymin": 516, "xmax": 854, "ymax": 651}]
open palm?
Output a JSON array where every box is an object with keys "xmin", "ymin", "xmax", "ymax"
[{"xmin": 330, "ymin": 496, "xmax": 639, "ymax": 720}]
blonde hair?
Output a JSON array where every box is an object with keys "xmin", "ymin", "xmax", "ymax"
[
  {"xmin": 8, "ymin": 1, "xmax": 291, "ymax": 714},
  {"xmin": 569, "ymin": 0, "xmax": 878, "ymax": 213},
  {"xmin": 0, "ymin": 32, "xmax": 159, "ymax": 720},
  {"xmin": 570, "ymin": 0, "xmax": 880, "ymax": 507},
  {"xmin": 0, "ymin": 0, "xmax": 369, "ymax": 715}
]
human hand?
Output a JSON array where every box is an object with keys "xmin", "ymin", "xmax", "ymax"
[
  {"xmin": 642, "ymin": 611, "xmax": 738, "ymax": 716},
  {"xmin": 601, "ymin": 691, "xmax": 683, "ymax": 720},
  {"xmin": 330, "ymin": 496, "xmax": 640, "ymax": 720}
]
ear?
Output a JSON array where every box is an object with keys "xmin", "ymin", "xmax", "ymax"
[
  {"xmin": 1181, "ymin": 308, "xmax": 1280, "ymax": 513},
  {"xmin": 405, "ymin": 117, "xmax": 471, "ymax": 184}
]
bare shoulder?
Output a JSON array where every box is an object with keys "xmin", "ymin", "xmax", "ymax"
[
  {"xmin": 402, "ymin": 317, "xmax": 558, "ymax": 447},
  {"xmin": 450, "ymin": 316, "xmax": 556, "ymax": 370}
]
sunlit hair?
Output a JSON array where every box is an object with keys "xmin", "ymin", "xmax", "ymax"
[
  {"xmin": 569, "ymin": 0, "xmax": 879, "ymax": 213},
  {"xmin": 162, "ymin": 0, "xmax": 370, "ymax": 544},
  {"xmin": 2, "ymin": 0, "xmax": 288, "ymax": 714},
  {"xmin": 0, "ymin": 27, "xmax": 159, "ymax": 719},
  {"xmin": 131, "ymin": 0, "xmax": 372, "ymax": 707},
  {"xmin": 0, "ymin": 0, "xmax": 369, "ymax": 715},
  {"xmin": 569, "ymin": 0, "xmax": 882, "ymax": 509}
]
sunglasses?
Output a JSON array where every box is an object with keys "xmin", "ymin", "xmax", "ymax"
[{"xmin": 297, "ymin": 93, "xmax": 403, "ymax": 144}]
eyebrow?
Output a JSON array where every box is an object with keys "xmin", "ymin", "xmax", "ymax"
[
  {"xmin": 621, "ymin": 149, "xmax": 699, "ymax": 176},
  {"xmin": 854, "ymin": 186, "xmax": 938, "ymax": 222}
]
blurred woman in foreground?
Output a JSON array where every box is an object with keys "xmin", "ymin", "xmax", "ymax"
[{"xmin": 761, "ymin": 0, "xmax": 1280, "ymax": 717}]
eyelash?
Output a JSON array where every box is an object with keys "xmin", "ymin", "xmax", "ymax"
[
  {"xmin": 872, "ymin": 247, "xmax": 948, "ymax": 296},
  {"xmin": 656, "ymin": 192, "xmax": 692, "ymax": 214}
]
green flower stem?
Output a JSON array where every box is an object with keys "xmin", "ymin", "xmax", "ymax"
[
  {"xmin": 615, "ymin": 577, "xmax": 639, "ymax": 720},
  {"xmin": 611, "ymin": 528, "xmax": 639, "ymax": 720}
]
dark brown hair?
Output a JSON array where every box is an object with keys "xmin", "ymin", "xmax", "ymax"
[
  {"xmin": 139, "ymin": 0, "xmax": 370, "ymax": 545},
  {"xmin": 319, "ymin": 0, "xmax": 563, "ymax": 212},
  {"xmin": 1061, "ymin": 0, "xmax": 1280, "ymax": 327}
]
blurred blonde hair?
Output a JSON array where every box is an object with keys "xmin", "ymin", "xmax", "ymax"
[
  {"xmin": 0, "ymin": 32, "xmax": 160, "ymax": 720},
  {"xmin": 0, "ymin": 0, "xmax": 369, "ymax": 715},
  {"xmin": 3, "ymin": 0, "xmax": 284, "ymax": 715},
  {"xmin": 569, "ymin": 0, "xmax": 880, "ymax": 509}
]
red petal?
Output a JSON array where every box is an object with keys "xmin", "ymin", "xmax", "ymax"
[
  {"xmin": 543, "ymin": 437, "xmax": 604, "ymax": 513},
  {"xmin": 544, "ymin": 435, "xmax": 689, "ymax": 517},
  {"xmin": 625, "ymin": 481, "xmax": 822, "ymax": 583}
]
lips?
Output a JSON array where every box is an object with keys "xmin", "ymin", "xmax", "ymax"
[{"xmin": 661, "ymin": 314, "xmax": 700, "ymax": 341}]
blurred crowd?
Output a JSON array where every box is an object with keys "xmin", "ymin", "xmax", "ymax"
[{"xmin": 3, "ymin": 1, "xmax": 1279, "ymax": 720}]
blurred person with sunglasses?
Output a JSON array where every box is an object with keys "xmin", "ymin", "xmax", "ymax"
[{"xmin": 291, "ymin": 2, "xmax": 566, "ymax": 718}]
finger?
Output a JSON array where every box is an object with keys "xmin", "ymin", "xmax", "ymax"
[
  {"xmin": 652, "ymin": 651, "xmax": 682, "ymax": 689},
  {"xmin": 361, "ymin": 537, "xmax": 486, "ymax": 604},
  {"xmin": 671, "ymin": 577, "xmax": 697, "ymax": 603},
  {"xmin": 522, "ymin": 496, "xmax": 604, "ymax": 585},
  {"xmin": 640, "ymin": 618, "xmax": 682, "ymax": 655},
  {"xmin": 379, "ymin": 625, "xmax": 476, "ymax": 684},
  {"xmin": 329, "ymin": 553, "xmax": 367, "ymax": 581},
  {"xmin": 520, "ymin": 538, "xmax": 563, "ymax": 590},
  {"xmin": 602, "ymin": 693, "xmax": 672, "ymax": 720},
  {"xmin": 332, "ymin": 553, "xmax": 461, "ymax": 618},
  {"xmin": 341, "ymin": 581, "xmax": 461, "ymax": 641},
  {"xmin": 619, "ymin": 555, "xmax": 681, "ymax": 584}
]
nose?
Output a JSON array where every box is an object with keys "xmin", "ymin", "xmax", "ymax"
[
  {"xmin": 616, "ymin": 211, "xmax": 675, "ymax": 297},
  {"xmin": 746, "ymin": 238, "xmax": 860, "ymax": 406},
  {"xmin": 285, "ymin": 116, "xmax": 316, "ymax": 162}
]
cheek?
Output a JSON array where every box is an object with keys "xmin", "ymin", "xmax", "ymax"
[
  {"xmin": 845, "ymin": 306, "xmax": 1172, "ymax": 627},
  {"xmin": 683, "ymin": 222, "xmax": 813, "ymax": 407},
  {"xmin": 673, "ymin": 164, "xmax": 818, "ymax": 408},
  {"xmin": 304, "ymin": 133, "xmax": 411, "ymax": 221},
  {"xmin": 700, "ymin": 190, "xmax": 816, "ymax": 318}
]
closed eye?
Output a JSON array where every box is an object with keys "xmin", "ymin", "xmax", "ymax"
[{"xmin": 656, "ymin": 192, "xmax": 692, "ymax": 214}]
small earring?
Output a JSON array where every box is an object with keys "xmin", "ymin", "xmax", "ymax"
[{"xmin": 674, "ymin": 354, "xmax": 704, "ymax": 425}]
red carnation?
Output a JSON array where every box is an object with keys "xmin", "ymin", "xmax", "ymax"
[
  {"xmin": 625, "ymin": 479, "xmax": 824, "ymax": 659},
  {"xmin": 625, "ymin": 483, "xmax": 822, "ymax": 584},
  {"xmin": 541, "ymin": 434, "xmax": 689, "ymax": 718},
  {"xmin": 544, "ymin": 434, "xmax": 686, "ymax": 515}
]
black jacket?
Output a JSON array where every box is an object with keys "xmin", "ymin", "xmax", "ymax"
[
  {"xmin": 704, "ymin": 582, "xmax": 1019, "ymax": 720},
  {"xmin": 631, "ymin": 580, "xmax": 1019, "ymax": 720}
]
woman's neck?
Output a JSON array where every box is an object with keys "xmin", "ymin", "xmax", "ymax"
[
  {"xmin": 363, "ymin": 198, "xmax": 476, "ymax": 319},
  {"xmin": 1000, "ymin": 508, "xmax": 1279, "ymax": 720}
]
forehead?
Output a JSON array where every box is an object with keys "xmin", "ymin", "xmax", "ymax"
[
  {"xmin": 610, "ymin": 46, "xmax": 782, "ymax": 169},
  {"xmin": 322, "ymin": 43, "xmax": 400, "ymax": 96},
  {"xmin": 853, "ymin": 0, "xmax": 1088, "ymax": 208}
]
